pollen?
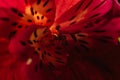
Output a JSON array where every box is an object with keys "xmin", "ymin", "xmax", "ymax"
[
  {"xmin": 118, "ymin": 37, "xmax": 120, "ymax": 43},
  {"xmin": 26, "ymin": 58, "xmax": 32, "ymax": 65}
]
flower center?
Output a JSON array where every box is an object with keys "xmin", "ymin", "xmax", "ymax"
[{"xmin": 28, "ymin": 28, "xmax": 69, "ymax": 70}]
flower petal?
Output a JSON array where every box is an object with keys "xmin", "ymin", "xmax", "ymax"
[
  {"xmin": 50, "ymin": 0, "xmax": 113, "ymax": 34},
  {"xmin": 111, "ymin": 0, "xmax": 120, "ymax": 17},
  {"xmin": 55, "ymin": 0, "xmax": 80, "ymax": 20}
]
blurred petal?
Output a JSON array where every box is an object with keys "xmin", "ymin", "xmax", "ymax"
[{"xmin": 0, "ymin": 62, "xmax": 29, "ymax": 80}]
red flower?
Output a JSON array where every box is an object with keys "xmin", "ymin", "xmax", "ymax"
[{"xmin": 0, "ymin": 0, "xmax": 120, "ymax": 80}]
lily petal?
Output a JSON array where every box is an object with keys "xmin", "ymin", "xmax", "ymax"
[{"xmin": 50, "ymin": 0, "xmax": 113, "ymax": 34}]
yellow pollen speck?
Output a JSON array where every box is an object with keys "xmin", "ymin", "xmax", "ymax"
[
  {"xmin": 26, "ymin": 58, "xmax": 32, "ymax": 65},
  {"xmin": 118, "ymin": 37, "xmax": 120, "ymax": 42}
]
